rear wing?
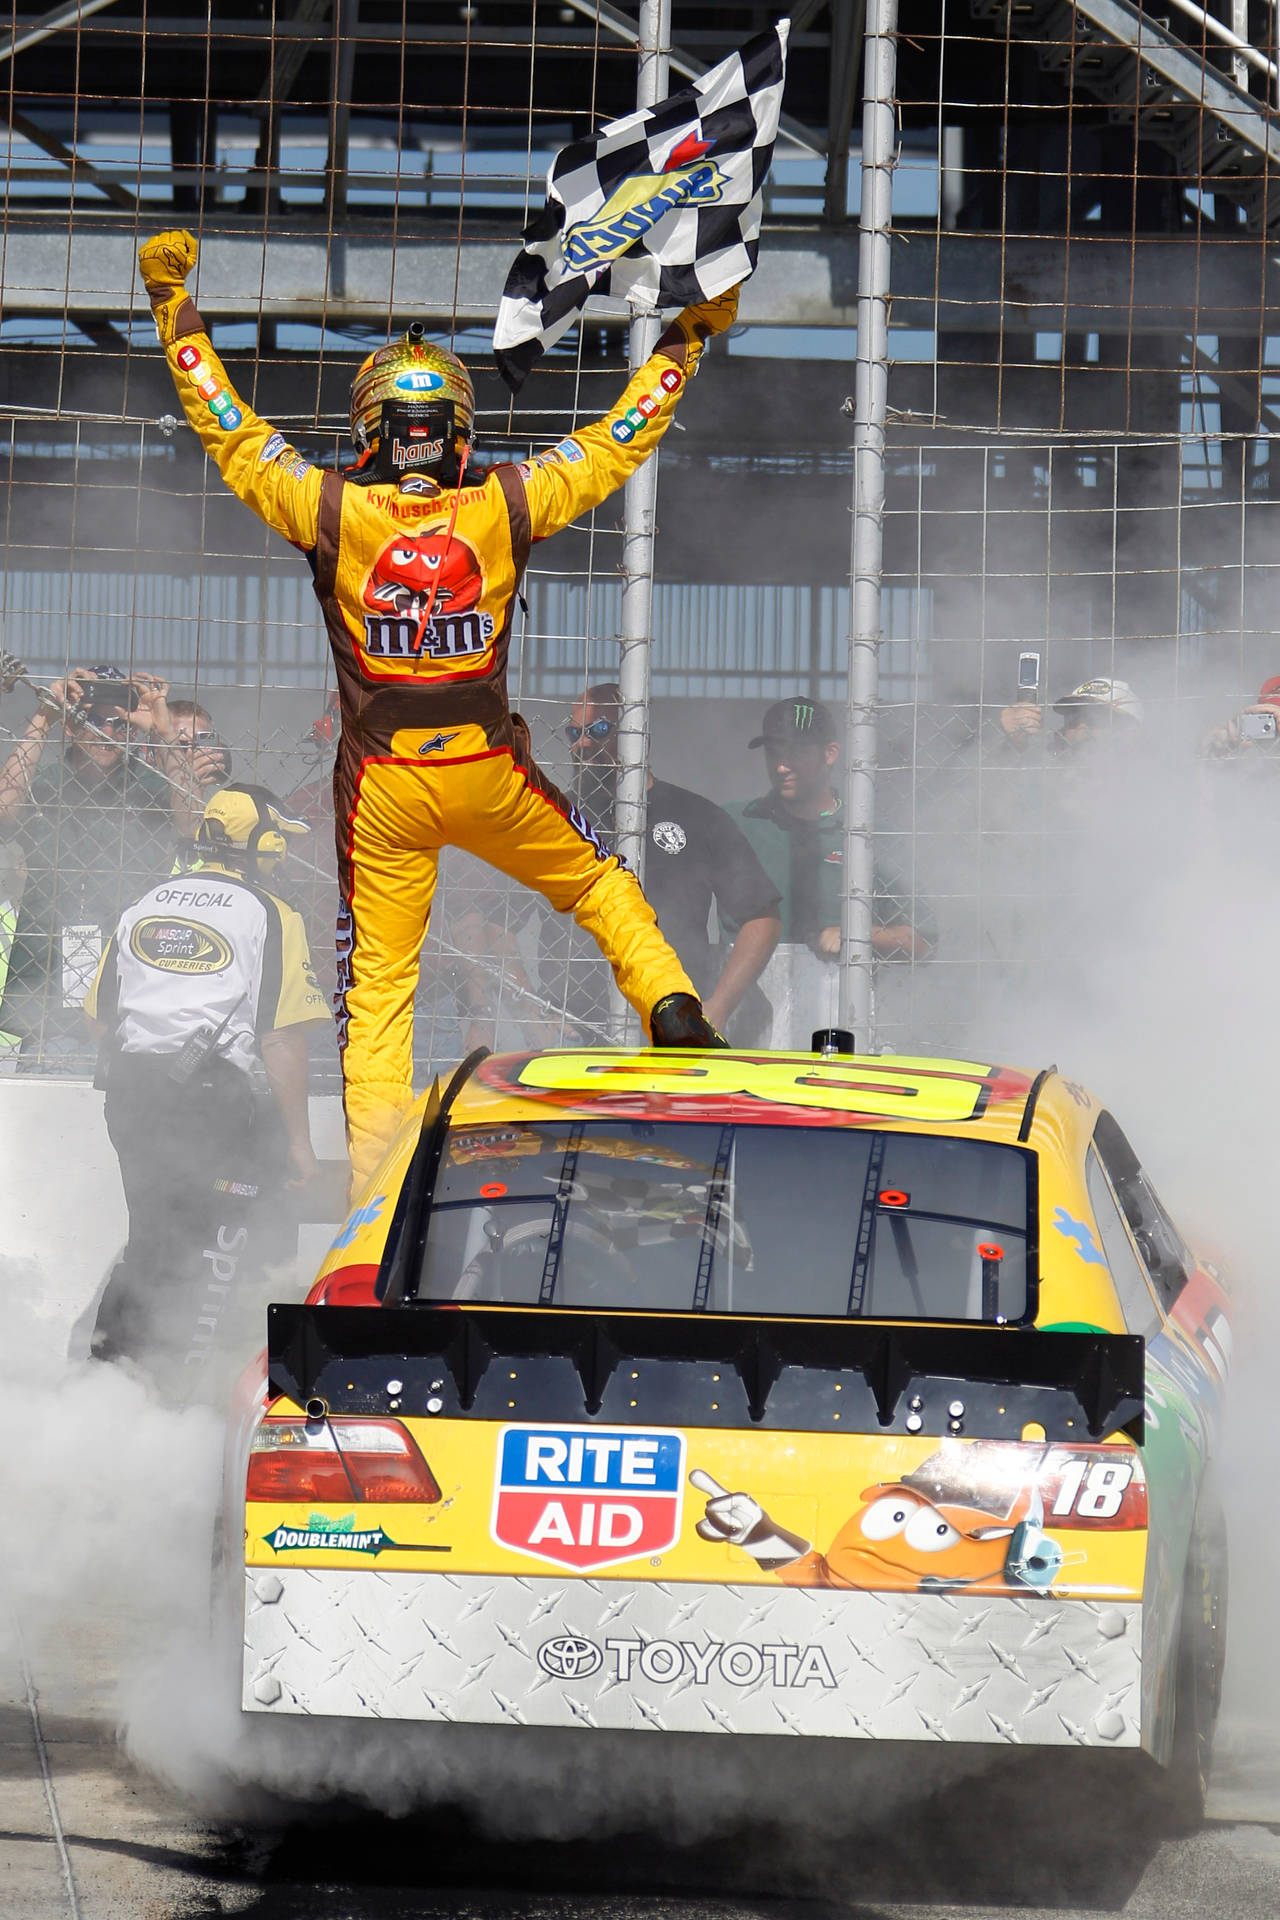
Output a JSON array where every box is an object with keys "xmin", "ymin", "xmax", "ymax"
[{"xmin": 266, "ymin": 1306, "xmax": 1144, "ymax": 1444}]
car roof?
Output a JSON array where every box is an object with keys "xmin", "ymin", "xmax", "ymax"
[{"xmin": 441, "ymin": 1047, "xmax": 1098, "ymax": 1152}]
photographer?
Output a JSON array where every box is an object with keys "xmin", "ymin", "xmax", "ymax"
[
  {"xmin": 1202, "ymin": 675, "xmax": 1280, "ymax": 761},
  {"xmin": 998, "ymin": 674, "xmax": 1144, "ymax": 759},
  {"xmin": 0, "ymin": 666, "xmax": 183, "ymax": 1062},
  {"xmin": 155, "ymin": 697, "xmax": 233, "ymax": 844},
  {"xmin": 83, "ymin": 784, "xmax": 329, "ymax": 1377}
]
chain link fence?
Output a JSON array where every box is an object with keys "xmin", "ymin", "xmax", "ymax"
[{"xmin": 2, "ymin": 6, "xmax": 1278, "ymax": 1079}]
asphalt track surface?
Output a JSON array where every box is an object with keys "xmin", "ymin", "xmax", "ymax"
[{"xmin": 6, "ymin": 1608, "xmax": 1280, "ymax": 1920}]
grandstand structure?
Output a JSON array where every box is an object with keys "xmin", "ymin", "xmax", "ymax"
[{"xmin": 1, "ymin": 1, "xmax": 1277, "ymax": 1066}]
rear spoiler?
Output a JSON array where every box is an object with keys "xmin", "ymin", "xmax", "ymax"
[{"xmin": 266, "ymin": 1305, "xmax": 1144, "ymax": 1444}]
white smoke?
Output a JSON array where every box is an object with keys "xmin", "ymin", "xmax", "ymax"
[
  {"xmin": 4, "ymin": 722, "xmax": 1279, "ymax": 1846},
  {"xmin": 948, "ymin": 736, "xmax": 1280, "ymax": 1818}
]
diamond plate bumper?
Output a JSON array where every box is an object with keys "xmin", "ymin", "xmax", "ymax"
[{"xmin": 242, "ymin": 1571, "xmax": 1142, "ymax": 1745}]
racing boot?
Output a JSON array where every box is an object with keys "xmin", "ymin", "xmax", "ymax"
[{"xmin": 648, "ymin": 991, "xmax": 728, "ymax": 1049}]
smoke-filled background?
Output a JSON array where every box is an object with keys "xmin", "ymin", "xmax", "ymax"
[
  {"xmin": 3, "ymin": 726, "xmax": 1279, "ymax": 1862},
  {"xmin": 4, "ymin": 0, "xmax": 1280, "ymax": 1892}
]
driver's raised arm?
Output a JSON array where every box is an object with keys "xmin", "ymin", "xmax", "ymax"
[
  {"xmin": 138, "ymin": 229, "xmax": 323, "ymax": 555},
  {"xmin": 518, "ymin": 287, "xmax": 740, "ymax": 542}
]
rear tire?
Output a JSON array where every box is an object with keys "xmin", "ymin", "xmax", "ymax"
[{"xmin": 1160, "ymin": 1484, "xmax": 1228, "ymax": 1832}]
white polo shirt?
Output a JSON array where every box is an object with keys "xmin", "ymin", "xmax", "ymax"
[{"xmin": 85, "ymin": 863, "xmax": 328, "ymax": 1072}]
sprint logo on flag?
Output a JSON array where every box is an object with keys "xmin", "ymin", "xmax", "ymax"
[
  {"xmin": 491, "ymin": 1425, "xmax": 686, "ymax": 1571},
  {"xmin": 563, "ymin": 146, "xmax": 730, "ymax": 273}
]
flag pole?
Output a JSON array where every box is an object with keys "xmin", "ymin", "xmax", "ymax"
[
  {"xmin": 839, "ymin": 0, "xmax": 896, "ymax": 1051},
  {"xmin": 612, "ymin": 0, "xmax": 670, "ymax": 1043}
]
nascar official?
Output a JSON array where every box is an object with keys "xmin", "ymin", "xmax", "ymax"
[
  {"xmin": 84, "ymin": 785, "xmax": 329, "ymax": 1374},
  {"xmin": 137, "ymin": 228, "xmax": 735, "ymax": 1186}
]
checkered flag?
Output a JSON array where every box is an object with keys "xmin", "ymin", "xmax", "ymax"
[{"xmin": 494, "ymin": 19, "xmax": 789, "ymax": 393}]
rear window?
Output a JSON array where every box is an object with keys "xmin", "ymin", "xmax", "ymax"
[{"xmin": 414, "ymin": 1121, "xmax": 1033, "ymax": 1321}]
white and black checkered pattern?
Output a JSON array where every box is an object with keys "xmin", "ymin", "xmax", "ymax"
[{"xmin": 494, "ymin": 21, "xmax": 789, "ymax": 392}]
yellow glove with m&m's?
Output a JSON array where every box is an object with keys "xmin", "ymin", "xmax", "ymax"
[
  {"xmin": 138, "ymin": 228, "xmax": 201, "ymax": 346},
  {"xmin": 678, "ymin": 282, "xmax": 741, "ymax": 345}
]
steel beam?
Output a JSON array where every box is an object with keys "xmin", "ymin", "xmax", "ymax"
[
  {"xmin": 823, "ymin": 0, "xmax": 865, "ymax": 225},
  {"xmin": 557, "ymin": 0, "xmax": 824, "ymax": 155},
  {"xmin": 0, "ymin": 222, "xmax": 1274, "ymax": 336},
  {"xmin": 1069, "ymin": 0, "xmax": 1280, "ymax": 166},
  {"xmin": 0, "ymin": 108, "xmax": 137, "ymax": 210},
  {"xmin": 0, "ymin": 0, "xmax": 118, "ymax": 66},
  {"xmin": 326, "ymin": 0, "xmax": 359, "ymax": 222}
]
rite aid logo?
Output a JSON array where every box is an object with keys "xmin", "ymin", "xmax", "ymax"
[
  {"xmin": 536, "ymin": 1635, "xmax": 604, "ymax": 1680},
  {"xmin": 491, "ymin": 1424, "xmax": 686, "ymax": 1572}
]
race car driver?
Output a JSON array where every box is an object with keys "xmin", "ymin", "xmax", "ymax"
[
  {"xmin": 138, "ymin": 229, "xmax": 733, "ymax": 1186},
  {"xmin": 84, "ymin": 785, "xmax": 329, "ymax": 1377}
]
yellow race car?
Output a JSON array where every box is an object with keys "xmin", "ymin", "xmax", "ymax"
[{"xmin": 229, "ymin": 1043, "xmax": 1229, "ymax": 1814}]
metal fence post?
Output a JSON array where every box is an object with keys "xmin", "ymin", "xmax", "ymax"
[
  {"xmin": 612, "ymin": 0, "xmax": 670, "ymax": 1039},
  {"xmin": 839, "ymin": 0, "xmax": 897, "ymax": 1048}
]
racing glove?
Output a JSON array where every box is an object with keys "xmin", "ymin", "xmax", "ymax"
[
  {"xmin": 678, "ymin": 283, "xmax": 741, "ymax": 343},
  {"xmin": 138, "ymin": 228, "xmax": 200, "ymax": 346},
  {"xmin": 690, "ymin": 1469, "xmax": 810, "ymax": 1571}
]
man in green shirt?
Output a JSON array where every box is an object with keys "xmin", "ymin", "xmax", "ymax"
[{"xmin": 723, "ymin": 699, "xmax": 935, "ymax": 1045}]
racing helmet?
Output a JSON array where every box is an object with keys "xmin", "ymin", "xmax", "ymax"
[
  {"xmin": 349, "ymin": 325, "xmax": 475, "ymax": 484},
  {"xmin": 1052, "ymin": 676, "xmax": 1144, "ymax": 726},
  {"xmin": 196, "ymin": 783, "xmax": 310, "ymax": 880}
]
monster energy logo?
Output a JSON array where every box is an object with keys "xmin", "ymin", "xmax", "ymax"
[{"xmin": 792, "ymin": 702, "xmax": 815, "ymax": 730}]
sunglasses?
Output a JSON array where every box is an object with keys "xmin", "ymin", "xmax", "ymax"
[
  {"xmin": 564, "ymin": 717, "xmax": 615, "ymax": 744},
  {"xmin": 83, "ymin": 710, "xmax": 134, "ymax": 736},
  {"xmin": 181, "ymin": 730, "xmax": 227, "ymax": 750}
]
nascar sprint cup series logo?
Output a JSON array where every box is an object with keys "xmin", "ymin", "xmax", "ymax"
[{"xmin": 491, "ymin": 1425, "xmax": 685, "ymax": 1572}]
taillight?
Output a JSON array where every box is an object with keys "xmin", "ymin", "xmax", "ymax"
[
  {"xmin": 246, "ymin": 1417, "xmax": 440, "ymax": 1504},
  {"xmin": 330, "ymin": 1420, "xmax": 441, "ymax": 1502}
]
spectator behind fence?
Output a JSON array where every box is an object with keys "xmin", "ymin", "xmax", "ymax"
[
  {"xmin": 83, "ymin": 784, "xmax": 328, "ymax": 1379},
  {"xmin": 920, "ymin": 671, "xmax": 1152, "ymax": 988},
  {"xmin": 723, "ymin": 699, "xmax": 935, "ymax": 1049},
  {"xmin": 0, "ymin": 666, "xmax": 192, "ymax": 1063},
  {"xmin": 539, "ymin": 683, "xmax": 782, "ymax": 1044},
  {"xmin": 1201, "ymin": 674, "xmax": 1280, "ymax": 763},
  {"xmin": 998, "ymin": 674, "xmax": 1145, "ymax": 762},
  {"xmin": 158, "ymin": 696, "xmax": 233, "ymax": 843}
]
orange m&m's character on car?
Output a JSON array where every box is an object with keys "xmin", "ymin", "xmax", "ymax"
[{"xmin": 692, "ymin": 1443, "xmax": 1065, "ymax": 1593}]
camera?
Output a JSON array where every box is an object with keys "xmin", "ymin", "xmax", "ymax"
[
  {"xmin": 1238, "ymin": 710, "xmax": 1278, "ymax": 743},
  {"xmin": 1016, "ymin": 650, "xmax": 1041, "ymax": 698}
]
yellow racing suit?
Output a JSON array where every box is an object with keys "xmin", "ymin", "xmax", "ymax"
[{"xmin": 143, "ymin": 232, "xmax": 728, "ymax": 1184}]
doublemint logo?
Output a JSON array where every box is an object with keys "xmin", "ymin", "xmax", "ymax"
[{"xmin": 263, "ymin": 1511, "xmax": 450, "ymax": 1557}]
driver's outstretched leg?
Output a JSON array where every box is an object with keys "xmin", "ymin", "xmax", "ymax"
[{"xmin": 443, "ymin": 739, "xmax": 724, "ymax": 1047}]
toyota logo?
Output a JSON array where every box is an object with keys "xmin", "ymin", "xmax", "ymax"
[{"xmin": 537, "ymin": 1635, "xmax": 603, "ymax": 1679}]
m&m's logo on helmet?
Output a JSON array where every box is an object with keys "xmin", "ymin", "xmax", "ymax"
[{"xmin": 394, "ymin": 370, "xmax": 446, "ymax": 394}]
